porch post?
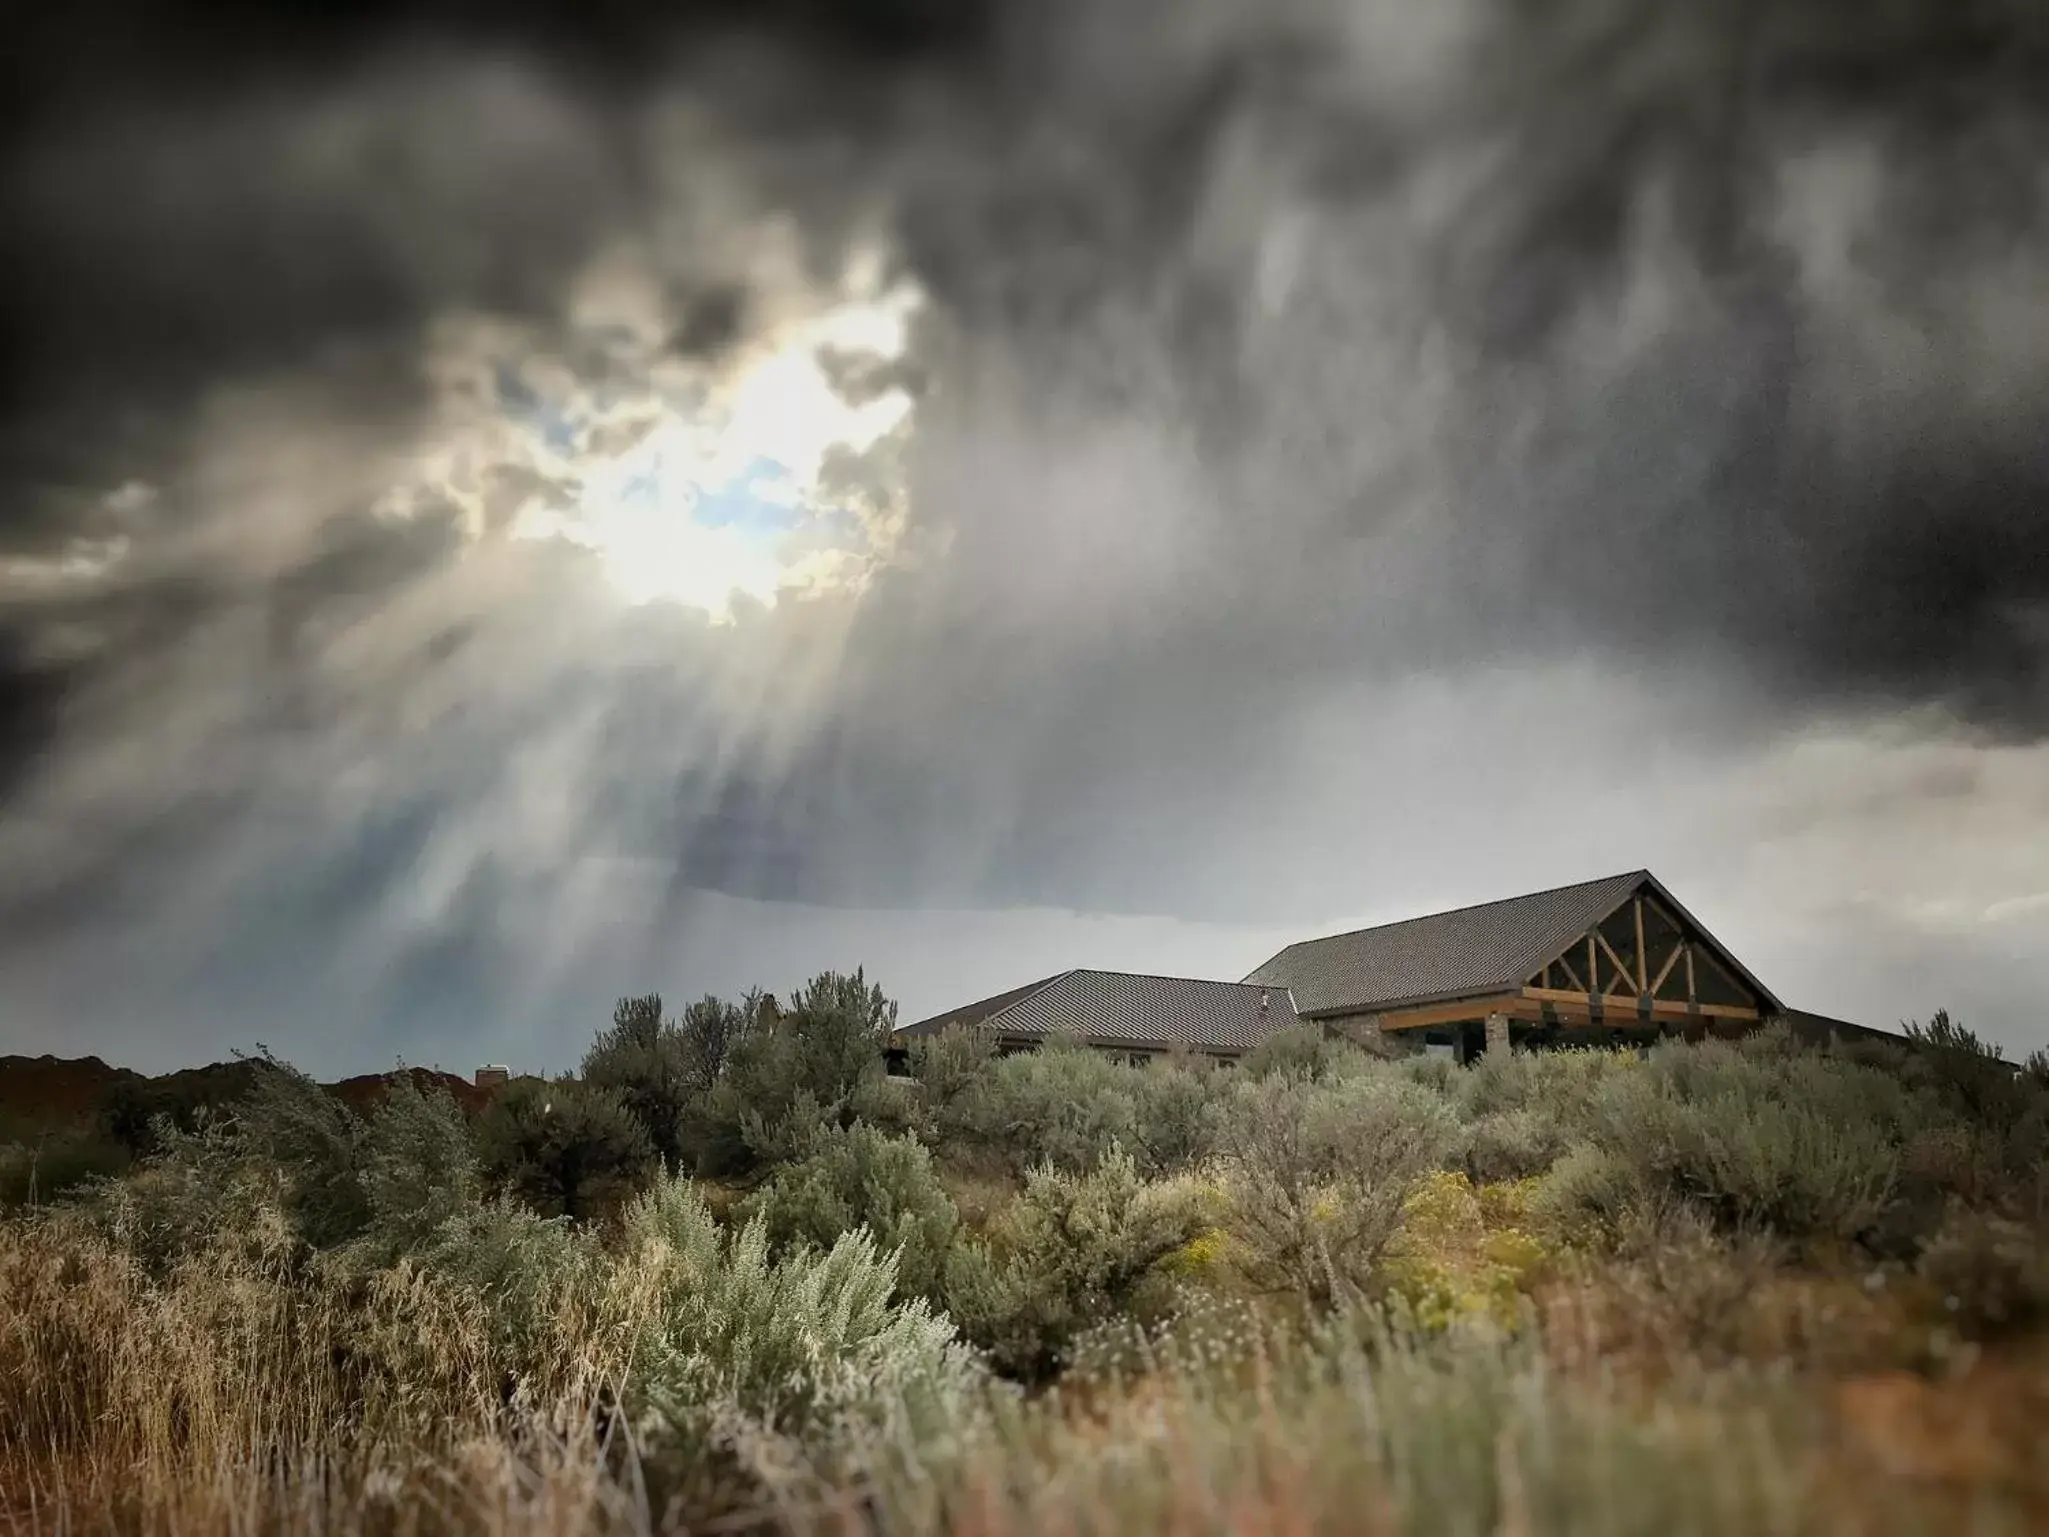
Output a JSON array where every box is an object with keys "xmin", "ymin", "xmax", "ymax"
[{"xmin": 1484, "ymin": 1012, "xmax": 1512, "ymax": 1057}]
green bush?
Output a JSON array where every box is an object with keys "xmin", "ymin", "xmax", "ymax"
[
  {"xmin": 1582, "ymin": 1043, "xmax": 1907, "ymax": 1243},
  {"xmin": 1239, "ymin": 1022, "xmax": 1345, "ymax": 1081},
  {"xmin": 1915, "ymin": 1205, "xmax": 2049, "ymax": 1339},
  {"xmin": 1214, "ymin": 1069, "xmax": 1461, "ymax": 1307},
  {"xmin": 67, "ymin": 1055, "xmax": 390, "ymax": 1268},
  {"xmin": 902, "ymin": 1026, "xmax": 998, "ymax": 1142},
  {"xmin": 857, "ymin": 1303, "xmax": 1854, "ymax": 1537},
  {"xmin": 621, "ymin": 1175, "xmax": 979, "ymax": 1472},
  {"xmin": 408, "ymin": 1195, "xmax": 594, "ymax": 1376},
  {"xmin": 1128, "ymin": 1054, "xmax": 1223, "ymax": 1175},
  {"xmin": 237, "ymin": 1055, "xmax": 372, "ymax": 1248},
  {"xmin": 952, "ymin": 1033, "xmax": 1140, "ymax": 1174},
  {"xmin": 944, "ymin": 1148, "xmax": 1211, "ymax": 1381},
  {"xmin": 1454, "ymin": 1045, "xmax": 1636, "ymax": 1123},
  {"xmin": 1528, "ymin": 1143, "xmax": 1649, "ymax": 1247},
  {"xmin": 79, "ymin": 1109, "xmax": 298, "ymax": 1274},
  {"xmin": 352, "ymin": 1077, "xmax": 480, "ymax": 1262},
  {"xmin": 475, "ymin": 1078, "xmax": 655, "ymax": 1223},
  {"xmin": 581, "ymin": 995, "xmax": 697, "ymax": 1174},
  {"xmin": 1392, "ymin": 1052, "xmax": 1464, "ymax": 1097},
  {"xmin": 1462, "ymin": 1107, "xmax": 1569, "ymax": 1183},
  {"xmin": 582, "ymin": 992, "xmax": 763, "ymax": 1174},
  {"xmin": 739, "ymin": 1121, "xmax": 961, "ymax": 1302},
  {"xmin": 696, "ymin": 970, "xmax": 897, "ymax": 1174}
]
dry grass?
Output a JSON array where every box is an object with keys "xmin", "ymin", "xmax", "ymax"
[
  {"xmin": 6, "ymin": 1201, "xmax": 2048, "ymax": 1537},
  {"xmin": 8, "ymin": 1021, "xmax": 2048, "ymax": 1537},
  {"xmin": 0, "ymin": 1214, "xmax": 649, "ymax": 1536},
  {"xmin": 848, "ymin": 1306, "xmax": 2047, "ymax": 1537}
]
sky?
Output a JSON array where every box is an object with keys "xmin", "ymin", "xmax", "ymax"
[{"xmin": 2, "ymin": 0, "xmax": 2046, "ymax": 1078}]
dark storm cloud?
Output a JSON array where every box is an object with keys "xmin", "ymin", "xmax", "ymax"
[
  {"xmin": 8, "ymin": 0, "xmax": 2047, "ymax": 711},
  {"xmin": 875, "ymin": 0, "xmax": 2049, "ymax": 731},
  {"xmin": 0, "ymin": 0, "xmax": 2045, "ymax": 1059}
]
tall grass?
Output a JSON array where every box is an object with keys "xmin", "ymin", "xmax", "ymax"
[{"xmin": 4, "ymin": 1016, "xmax": 2046, "ymax": 1535}]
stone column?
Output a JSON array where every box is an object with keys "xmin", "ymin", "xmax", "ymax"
[{"xmin": 1484, "ymin": 1012, "xmax": 1512, "ymax": 1057}]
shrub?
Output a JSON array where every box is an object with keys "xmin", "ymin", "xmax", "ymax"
[
  {"xmin": 620, "ymin": 1175, "xmax": 979, "ymax": 1490},
  {"xmin": 1375, "ymin": 1171, "xmax": 1552, "ymax": 1332},
  {"xmin": 475, "ymin": 1078, "xmax": 655, "ymax": 1223},
  {"xmin": 1462, "ymin": 1107, "xmax": 1569, "ymax": 1183},
  {"xmin": 237, "ymin": 1054, "xmax": 372, "ymax": 1248},
  {"xmin": 352, "ymin": 1077, "xmax": 480, "ymax": 1263},
  {"xmin": 855, "ymin": 1302, "xmax": 1864, "ymax": 1537},
  {"xmin": 1915, "ymin": 1205, "xmax": 2049, "ymax": 1339},
  {"xmin": 1582, "ymin": 1042, "xmax": 1907, "ymax": 1244},
  {"xmin": 1527, "ymin": 1144, "xmax": 1643, "ymax": 1247},
  {"xmin": 739, "ymin": 1122, "xmax": 961, "ymax": 1302},
  {"xmin": 944, "ymin": 1148, "xmax": 1212, "ymax": 1381},
  {"xmin": 1392, "ymin": 1051, "xmax": 1463, "ymax": 1097},
  {"xmin": 1454, "ymin": 1045, "xmax": 1636, "ymax": 1124},
  {"xmin": 1213, "ymin": 1070, "xmax": 1461, "ymax": 1307},
  {"xmin": 581, "ymin": 994, "xmax": 698, "ymax": 1174},
  {"xmin": 696, "ymin": 970, "xmax": 897, "ymax": 1174},
  {"xmin": 407, "ymin": 1196, "xmax": 596, "ymax": 1380},
  {"xmin": 1239, "ymin": 1023, "xmax": 1343, "ymax": 1081},
  {"xmin": 1128, "ymin": 1055, "xmax": 1223, "ymax": 1175},
  {"xmin": 583, "ymin": 992, "xmax": 763, "ymax": 1174},
  {"xmin": 953, "ymin": 1034, "xmax": 1140, "ymax": 1174},
  {"xmin": 71, "ymin": 1109, "xmax": 294, "ymax": 1274},
  {"xmin": 903, "ymin": 1026, "xmax": 998, "ymax": 1142}
]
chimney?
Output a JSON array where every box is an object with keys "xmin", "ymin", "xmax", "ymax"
[{"xmin": 1258, "ymin": 989, "xmax": 1270, "ymax": 1015}]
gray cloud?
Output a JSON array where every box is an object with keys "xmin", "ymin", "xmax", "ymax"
[{"xmin": 1, "ymin": 0, "xmax": 2046, "ymax": 1065}]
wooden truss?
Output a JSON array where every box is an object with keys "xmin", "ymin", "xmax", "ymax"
[{"xmin": 1373, "ymin": 885, "xmax": 1766, "ymax": 1033}]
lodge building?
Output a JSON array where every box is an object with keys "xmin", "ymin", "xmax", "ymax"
[{"xmin": 893, "ymin": 870, "xmax": 1888, "ymax": 1066}]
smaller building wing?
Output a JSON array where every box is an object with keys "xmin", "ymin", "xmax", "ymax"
[
  {"xmin": 898, "ymin": 970, "xmax": 1299, "ymax": 1054},
  {"xmin": 895, "ymin": 973, "xmax": 1070, "ymax": 1039}
]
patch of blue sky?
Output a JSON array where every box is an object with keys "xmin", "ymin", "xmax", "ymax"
[
  {"xmin": 693, "ymin": 457, "xmax": 808, "ymax": 536},
  {"xmin": 493, "ymin": 361, "xmax": 585, "ymax": 455}
]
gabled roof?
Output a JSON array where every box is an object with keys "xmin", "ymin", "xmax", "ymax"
[
  {"xmin": 896, "ymin": 969, "xmax": 1301, "ymax": 1054},
  {"xmin": 1242, "ymin": 869, "xmax": 1782, "ymax": 1018}
]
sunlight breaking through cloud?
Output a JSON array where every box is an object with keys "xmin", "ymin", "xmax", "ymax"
[{"xmin": 381, "ymin": 247, "xmax": 922, "ymax": 621}]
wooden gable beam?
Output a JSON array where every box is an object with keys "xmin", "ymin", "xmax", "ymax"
[
  {"xmin": 1593, "ymin": 929, "xmax": 1637, "ymax": 996},
  {"xmin": 1637, "ymin": 875, "xmax": 1782, "ymax": 1015},
  {"xmin": 1649, "ymin": 938, "xmax": 1686, "ymax": 995},
  {"xmin": 1376, "ymin": 993, "xmax": 1525, "ymax": 1032},
  {"xmin": 1503, "ymin": 883, "xmax": 1773, "ymax": 1028},
  {"xmin": 1519, "ymin": 987, "xmax": 1760, "ymax": 1023},
  {"xmin": 1551, "ymin": 948, "xmax": 1589, "ymax": 993}
]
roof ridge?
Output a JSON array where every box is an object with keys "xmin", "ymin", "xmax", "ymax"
[
  {"xmin": 977, "ymin": 969, "xmax": 1081, "ymax": 1028},
  {"xmin": 897, "ymin": 969, "xmax": 1076, "ymax": 1036},
  {"xmin": 1066, "ymin": 967, "xmax": 1275, "ymax": 988},
  {"xmin": 1278, "ymin": 869, "xmax": 1649, "ymax": 953}
]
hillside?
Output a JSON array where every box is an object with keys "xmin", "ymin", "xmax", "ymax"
[
  {"xmin": 0, "ymin": 1054, "xmax": 492, "ymax": 1132},
  {"xmin": 0, "ymin": 1055, "xmax": 148, "ymax": 1135}
]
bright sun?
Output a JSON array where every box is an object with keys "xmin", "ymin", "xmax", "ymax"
[{"xmin": 504, "ymin": 275, "xmax": 920, "ymax": 620}]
